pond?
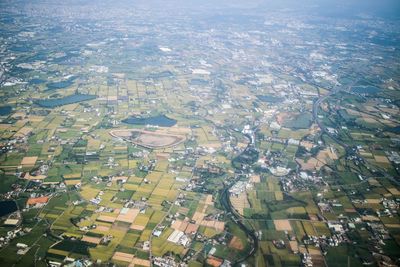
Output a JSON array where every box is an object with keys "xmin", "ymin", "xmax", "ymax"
[
  {"xmin": 387, "ymin": 126, "xmax": 400, "ymax": 134},
  {"xmin": 0, "ymin": 201, "xmax": 18, "ymax": 217},
  {"xmin": 35, "ymin": 94, "xmax": 96, "ymax": 108},
  {"xmin": 9, "ymin": 46, "xmax": 31, "ymax": 53},
  {"xmin": 46, "ymin": 76, "xmax": 76, "ymax": 91},
  {"xmin": 122, "ymin": 115, "xmax": 177, "ymax": 127},
  {"xmin": 30, "ymin": 78, "xmax": 45, "ymax": 85},
  {"xmin": 351, "ymin": 86, "xmax": 380, "ymax": 95},
  {"xmin": 0, "ymin": 106, "xmax": 12, "ymax": 116}
]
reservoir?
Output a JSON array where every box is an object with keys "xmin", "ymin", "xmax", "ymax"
[
  {"xmin": 123, "ymin": 115, "xmax": 177, "ymax": 127},
  {"xmin": 35, "ymin": 94, "xmax": 96, "ymax": 108},
  {"xmin": 46, "ymin": 76, "xmax": 76, "ymax": 91},
  {"xmin": 0, "ymin": 106, "xmax": 12, "ymax": 116},
  {"xmin": 387, "ymin": 126, "xmax": 400, "ymax": 134},
  {"xmin": 351, "ymin": 86, "xmax": 380, "ymax": 95},
  {"xmin": 30, "ymin": 78, "xmax": 45, "ymax": 85},
  {"xmin": 0, "ymin": 201, "xmax": 18, "ymax": 217}
]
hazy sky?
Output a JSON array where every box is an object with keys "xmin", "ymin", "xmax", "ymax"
[
  {"xmin": 215, "ymin": 0, "xmax": 400, "ymax": 18},
  {"xmin": 5, "ymin": 0, "xmax": 400, "ymax": 20},
  {"xmin": 122, "ymin": 0, "xmax": 398, "ymax": 18}
]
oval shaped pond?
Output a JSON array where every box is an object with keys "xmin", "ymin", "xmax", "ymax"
[
  {"xmin": 0, "ymin": 200, "xmax": 18, "ymax": 217},
  {"xmin": 35, "ymin": 94, "xmax": 96, "ymax": 108},
  {"xmin": 123, "ymin": 115, "xmax": 177, "ymax": 127}
]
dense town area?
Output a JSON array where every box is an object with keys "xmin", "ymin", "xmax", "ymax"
[{"xmin": 0, "ymin": 0, "xmax": 399, "ymax": 266}]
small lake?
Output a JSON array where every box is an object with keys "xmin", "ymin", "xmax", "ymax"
[
  {"xmin": 0, "ymin": 201, "xmax": 18, "ymax": 217},
  {"xmin": 46, "ymin": 76, "xmax": 76, "ymax": 91},
  {"xmin": 0, "ymin": 106, "xmax": 12, "ymax": 116},
  {"xmin": 387, "ymin": 126, "xmax": 400, "ymax": 134},
  {"xmin": 10, "ymin": 46, "xmax": 31, "ymax": 53},
  {"xmin": 35, "ymin": 94, "xmax": 96, "ymax": 108},
  {"xmin": 30, "ymin": 78, "xmax": 45, "ymax": 85},
  {"xmin": 123, "ymin": 115, "xmax": 177, "ymax": 127},
  {"xmin": 351, "ymin": 86, "xmax": 380, "ymax": 95}
]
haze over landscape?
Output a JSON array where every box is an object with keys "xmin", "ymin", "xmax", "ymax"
[{"xmin": 0, "ymin": 0, "xmax": 399, "ymax": 266}]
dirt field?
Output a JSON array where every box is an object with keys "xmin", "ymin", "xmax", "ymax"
[
  {"xmin": 374, "ymin": 155, "xmax": 390, "ymax": 164},
  {"xmin": 65, "ymin": 179, "xmax": 81, "ymax": 185},
  {"xmin": 116, "ymin": 208, "xmax": 140, "ymax": 223},
  {"xmin": 96, "ymin": 225, "xmax": 110, "ymax": 232},
  {"xmin": 250, "ymin": 175, "xmax": 261, "ymax": 183},
  {"xmin": 296, "ymin": 146, "xmax": 338, "ymax": 171},
  {"xmin": 130, "ymin": 258, "xmax": 151, "ymax": 267},
  {"xmin": 110, "ymin": 129, "xmax": 186, "ymax": 149},
  {"xmin": 112, "ymin": 252, "xmax": 134, "ymax": 263},
  {"xmin": 230, "ymin": 192, "xmax": 250, "ymax": 215},
  {"xmin": 192, "ymin": 211, "xmax": 205, "ymax": 223},
  {"xmin": 97, "ymin": 215, "xmax": 116, "ymax": 223},
  {"xmin": 185, "ymin": 223, "xmax": 199, "ymax": 234},
  {"xmin": 366, "ymin": 199, "xmax": 381, "ymax": 204},
  {"xmin": 388, "ymin": 187, "xmax": 400, "ymax": 196},
  {"xmin": 82, "ymin": 235, "xmax": 101, "ymax": 244},
  {"xmin": 130, "ymin": 224, "xmax": 145, "ymax": 231},
  {"xmin": 15, "ymin": 126, "xmax": 33, "ymax": 137},
  {"xmin": 229, "ymin": 236, "xmax": 244, "ymax": 250},
  {"xmin": 296, "ymin": 158, "xmax": 323, "ymax": 171},
  {"xmin": 289, "ymin": 240, "xmax": 299, "ymax": 253},
  {"xmin": 136, "ymin": 132, "xmax": 180, "ymax": 147},
  {"xmin": 24, "ymin": 173, "xmax": 46, "ymax": 180},
  {"xmin": 21, "ymin": 156, "xmax": 38, "ymax": 165},
  {"xmin": 274, "ymin": 219, "xmax": 292, "ymax": 231}
]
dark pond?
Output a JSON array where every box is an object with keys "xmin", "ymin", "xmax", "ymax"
[
  {"xmin": 35, "ymin": 94, "xmax": 96, "ymax": 108},
  {"xmin": 351, "ymin": 86, "xmax": 380, "ymax": 95},
  {"xmin": 257, "ymin": 95, "xmax": 284, "ymax": 103},
  {"xmin": 387, "ymin": 126, "xmax": 400, "ymax": 134},
  {"xmin": 0, "ymin": 17, "xmax": 14, "ymax": 24},
  {"xmin": 0, "ymin": 201, "xmax": 18, "ymax": 217},
  {"xmin": 46, "ymin": 76, "xmax": 76, "ymax": 91},
  {"xmin": 0, "ymin": 106, "xmax": 12, "ymax": 116},
  {"xmin": 9, "ymin": 46, "xmax": 31, "ymax": 53},
  {"xmin": 123, "ymin": 115, "xmax": 177, "ymax": 127},
  {"xmin": 30, "ymin": 78, "xmax": 45, "ymax": 85}
]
